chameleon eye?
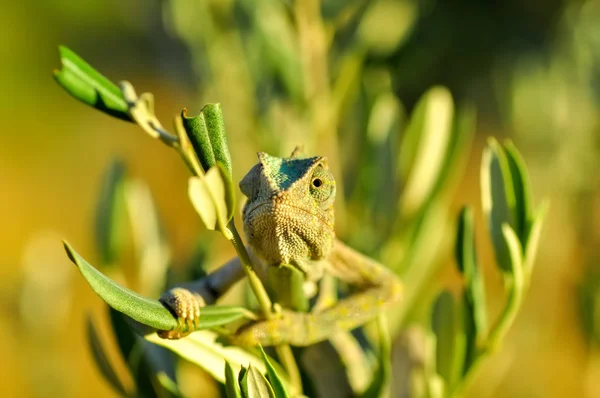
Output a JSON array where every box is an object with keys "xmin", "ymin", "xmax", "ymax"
[{"xmin": 309, "ymin": 166, "xmax": 335, "ymax": 207}]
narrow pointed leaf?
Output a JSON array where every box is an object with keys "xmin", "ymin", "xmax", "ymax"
[
  {"xmin": 241, "ymin": 365, "xmax": 275, "ymax": 398},
  {"xmin": 110, "ymin": 308, "xmax": 176, "ymax": 398},
  {"xmin": 428, "ymin": 103, "xmax": 476, "ymax": 202},
  {"xmin": 238, "ymin": 366, "xmax": 248, "ymax": 386},
  {"xmin": 124, "ymin": 179, "xmax": 171, "ymax": 297},
  {"xmin": 66, "ymin": 241, "xmax": 177, "ymax": 330},
  {"xmin": 86, "ymin": 315, "xmax": 130, "ymax": 396},
  {"xmin": 456, "ymin": 207, "xmax": 487, "ymax": 339},
  {"xmin": 259, "ymin": 346, "xmax": 289, "ymax": 398},
  {"xmin": 109, "ymin": 307, "xmax": 137, "ymax": 367},
  {"xmin": 460, "ymin": 289, "xmax": 478, "ymax": 376},
  {"xmin": 431, "ymin": 291, "xmax": 457, "ymax": 386},
  {"xmin": 225, "ymin": 362, "xmax": 243, "ymax": 398},
  {"xmin": 401, "ymin": 87, "xmax": 454, "ymax": 215},
  {"xmin": 481, "ymin": 138, "xmax": 518, "ymax": 272},
  {"xmin": 501, "ymin": 225, "xmax": 525, "ymax": 286},
  {"xmin": 53, "ymin": 46, "xmax": 131, "ymax": 121},
  {"xmin": 522, "ymin": 200, "xmax": 549, "ymax": 280},
  {"xmin": 65, "ymin": 242, "xmax": 251, "ymax": 331},
  {"xmin": 503, "ymin": 141, "xmax": 533, "ymax": 243},
  {"xmin": 182, "ymin": 105, "xmax": 235, "ymax": 220},
  {"xmin": 188, "ymin": 167, "xmax": 233, "ymax": 239}
]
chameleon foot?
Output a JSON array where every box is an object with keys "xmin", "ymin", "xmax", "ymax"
[{"xmin": 157, "ymin": 287, "xmax": 205, "ymax": 339}]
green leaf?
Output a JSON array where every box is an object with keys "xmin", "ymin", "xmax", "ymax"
[
  {"xmin": 481, "ymin": 137, "xmax": 518, "ymax": 272},
  {"xmin": 522, "ymin": 200, "xmax": 549, "ymax": 281},
  {"xmin": 238, "ymin": 366, "xmax": 248, "ymax": 386},
  {"xmin": 109, "ymin": 308, "xmax": 168, "ymax": 398},
  {"xmin": 124, "ymin": 179, "xmax": 171, "ymax": 297},
  {"xmin": 259, "ymin": 346, "xmax": 289, "ymax": 398},
  {"xmin": 145, "ymin": 331, "xmax": 292, "ymax": 391},
  {"xmin": 455, "ymin": 207, "xmax": 487, "ymax": 340},
  {"xmin": 428, "ymin": 103, "xmax": 476, "ymax": 204},
  {"xmin": 241, "ymin": 365, "xmax": 275, "ymax": 398},
  {"xmin": 431, "ymin": 291, "xmax": 459, "ymax": 388},
  {"xmin": 188, "ymin": 167, "xmax": 233, "ymax": 240},
  {"xmin": 66, "ymin": 241, "xmax": 177, "ymax": 330},
  {"xmin": 109, "ymin": 307, "xmax": 137, "ymax": 367},
  {"xmin": 95, "ymin": 159, "xmax": 127, "ymax": 265},
  {"xmin": 360, "ymin": 315, "xmax": 391, "ymax": 398},
  {"xmin": 501, "ymin": 224, "xmax": 525, "ymax": 288},
  {"xmin": 182, "ymin": 105, "xmax": 235, "ymax": 220},
  {"xmin": 400, "ymin": 87, "xmax": 454, "ymax": 216},
  {"xmin": 225, "ymin": 362, "xmax": 243, "ymax": 398},
  {"xmin": 267, "ymin": 264, "xmax": 309, "ymax": 312},
  {"xmin": 65, "ymin": 242, "xmax": 251, "ymax": 331},
  {"xmin": 182, "ymin": 105, "xmax": 232, "ymax": 176},
  {"xmin": 459, "ymin": 289, "xmax": 478, "ymax": 377},
  {"xmin": 86, "ymin": 315, "xmax": 130, "ymax": 397},
  {"xmin": 53, "ymin": 46, "xmax": 131, "ymax": 121},
  {"xmin": 503, "ymin": 141, "xmax": 533, "ymax": 243},
  {"xmin": 145, "ymin": 330, "xmax": 291, "ymax": 391}
]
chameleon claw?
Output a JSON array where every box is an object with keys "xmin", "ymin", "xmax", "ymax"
[{"xmin": 157, "ymin": 287, "xmax": 205, "ymax": 339}]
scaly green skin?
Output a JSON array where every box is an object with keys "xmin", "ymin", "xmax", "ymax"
[{"xmin": 158, "ymin": 149, "xmax": 402, "ymax": 346}]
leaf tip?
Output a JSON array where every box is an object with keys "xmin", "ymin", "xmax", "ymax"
[
  {"xmin": 57, "ymin": 45, "xmax": 70, "ymax": 59},
  {"xmin": 63, "ymin": 240, "xmax": 77, "ymax": 264}
]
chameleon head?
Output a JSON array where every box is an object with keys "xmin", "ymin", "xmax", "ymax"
[{"xmin": 239, "ymin": 150, "xmax": 336, "ymax": 274}]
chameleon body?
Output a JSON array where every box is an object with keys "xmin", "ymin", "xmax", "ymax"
[{"xmin": 158, "ymin": 149, "xmax": 402, "ymax": 346}]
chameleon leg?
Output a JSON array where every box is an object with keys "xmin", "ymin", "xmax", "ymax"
[
  {"xmin": 157, "ymin": 256, "xmax": 245, "ymax": 339},
  {"xmin": 158, "ymin": 288, "xmax": 205, "ymax": 339},
  {"xmin": 231, "ymin": 240, "xmax": 402, "ymax": 346}
]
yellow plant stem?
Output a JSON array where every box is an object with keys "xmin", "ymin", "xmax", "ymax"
[{"xmin": 229, "ymin": 223, "xmax": 274, "ymax": 318}]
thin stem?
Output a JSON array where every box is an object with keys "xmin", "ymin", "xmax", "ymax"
[
  {"xmin": 450, "ymin": 274, "xmax": 524, "ymax": 397},
  {"xmin": 228, "ymin": 222, "xmax": 274, "ymax": 318},
  {"xmin": 486, "ymin": 274, "xmax": 523, "ymax": 350},
  {"xmin": 148, "ymin": 120, "xmax": 179, "ymax": 147},
  {"xmin": 229, "ymin": 222, "xmax": 303, "ymax": 394},
  {"xmin": 275, "ymin": 345, "xmax": 302, "ymax": 394}
]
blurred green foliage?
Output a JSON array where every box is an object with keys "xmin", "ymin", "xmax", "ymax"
[
  {"xmin": 53, "ymin": 5, "xmax": 547, "ymax": 395},
  {"xmin": 2, "ymin": 0, "xmax": 600, "ymax": 397}
]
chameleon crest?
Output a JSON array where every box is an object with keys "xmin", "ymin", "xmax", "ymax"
[{"xmin": 239, "ymin": 150, "xmax": 336, "ymax": 279}]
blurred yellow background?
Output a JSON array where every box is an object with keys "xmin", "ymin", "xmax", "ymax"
[{"xmin": 1, "ymin": 0, "xmax": 599, "ymax": 397}]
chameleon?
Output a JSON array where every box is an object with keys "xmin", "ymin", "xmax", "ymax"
[{"xmin": 158, "ymin": 148, "xmax": 402, "ymax": 347}]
